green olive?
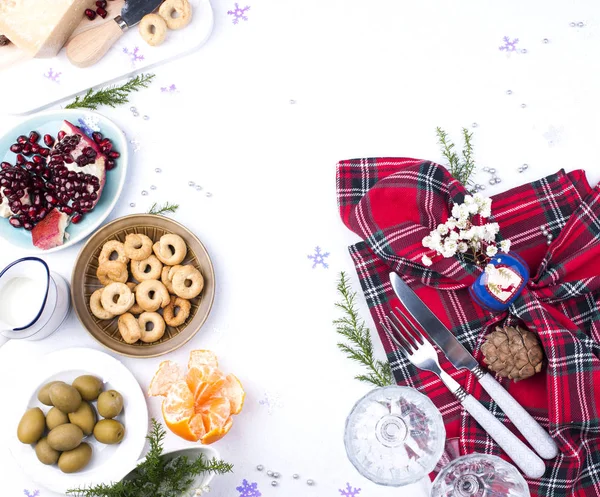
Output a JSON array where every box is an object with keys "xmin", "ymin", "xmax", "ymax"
[
  {"xmin": 58, "ymin": 443, "xmax": 92, "ymax": 473},
  {"xmin": 93, "ymin": 419, "xmax": 125, "ymax": 444},
  {"xmin": 47, "ymin": 423, "xmax": 83, "ymax": 451},
  {"xmin": 68, "ymin": 402, "xmax": 97, "ymax": 436},
  {"xmin": 97, "ymin": 390, "xmax": 123, "ymax": 419},
  {"xmin": 72, "ymin": 375, "xmax": 104, "ymax": 402},
  {"xmin": 37, "ymin": 381, "xmax": 65, "ymax": 406},
  {"xmin": 17, "ymin": 407, "xmax": 45, "ymax": 444},
  {"xmin": 35, "ymin": 437, "xmax": 60, "ymax": 465},
  {"xmin": 46, "ymin": 407, "xmax": 69, "ymax": 430},
  {"xmin": 49, "ymin": 383, "xmax": 82, "ymax": 414}
]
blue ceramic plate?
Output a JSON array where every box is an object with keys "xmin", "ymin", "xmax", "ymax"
[{"xmin": 0, "ymin": 110, "xmax": 128, "ymax": 254}]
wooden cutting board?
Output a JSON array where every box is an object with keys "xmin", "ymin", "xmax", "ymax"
[{"xmin": 0, "ymin": 0, "xmax": 213, "ymax": 115}]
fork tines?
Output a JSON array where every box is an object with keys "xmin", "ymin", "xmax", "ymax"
[{"xmin": 380, "ymin": 307, "xmax": 427, "ymax": 354}]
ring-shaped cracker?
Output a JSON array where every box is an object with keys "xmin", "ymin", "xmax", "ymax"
[
  {"xmin": 124, "ymin": 233, "xmax": 154, "ymax": 261},
  {"xmin": 135, "ymin": 279, "xmax": 171, "ymax": 312},
  {"xmin": 100, "ymin": 282, "xmax": 135, "ymax": 315},
  {"xmin": 98, "ymin": 240, "xmax": 129, "ymax": 266},
  {"xmin": 153, "ymin": 233, "xmax": 187, "ymax": 265},
  {"xmin": 118, "ymin": 313, "xmax": 142, "ymax": 344},
  {"xmin": 97, "ymin": 261, "xmax": 128, "ymax": 286},
  {"xmin": 138, "ymin": 312, "xmax": 166, "ymax": 343},
  {"xmin": 158, "ymin": 0, "xmax": 192, "ymax": 30},
  {"xmin": 138, "ymin": 13, "xmax": 168, "ymax": 46},
  {"xmin": 131, "ymin": 255, "xmax": 163, "ymax": 281},
  {"xmin": 90, "ymin": 288, "xmax": 115, "ymax": 320},
  {"xmin": 161, "ymin": 264, "xmax": 182, "ymax": 293},
  {"xmin": 163, "ymin": 295, "xmax": 191, "ymax": 327},
  {"xmin": 171, "ymin": 265, "xmax": 204, "ymax": 299}
]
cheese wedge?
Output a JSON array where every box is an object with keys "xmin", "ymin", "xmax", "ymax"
[{"xmin": 0, "ymin": 0, "xmax": 94, "ymax": 58}]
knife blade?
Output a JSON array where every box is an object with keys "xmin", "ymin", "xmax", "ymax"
[
  {"xmin": 67, "ymin": 0, "xmax": 162, "ymax": 67},
  {"xmin": 389, "ymin": 271, "xmax": 559, "ymax": 460},
  {"xmin": 389, "ymin": 272, "xmax": 478, "ymax": 371}
]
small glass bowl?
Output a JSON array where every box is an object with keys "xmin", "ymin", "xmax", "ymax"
[
  {"xmin": 431, "ymin": 453, "xmax": 530, "ymax": 497},
  {"xmin": 344, "ymin": 386, "xmax": 446, "ymax": 486}
]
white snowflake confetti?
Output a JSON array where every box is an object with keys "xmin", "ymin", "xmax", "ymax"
[
  {"xmin": 543, "ymin": 125, "xmax": 564, "ymax": 147},
  {"xmin": 130, "ymin": 138, "xmax": 141, "ymax": 152}
]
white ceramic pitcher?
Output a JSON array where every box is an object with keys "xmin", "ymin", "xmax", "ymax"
[{"xmin": 0, "ymin": 257, "xmax": 70, "ymax": 347}]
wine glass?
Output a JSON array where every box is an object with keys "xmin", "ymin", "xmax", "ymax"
[
  {"xmin": 344, "ymin": 386, "xmax": 446, "ymax": 486},
  {"xmin": 431, "ymin": 453, "xmax": 530, "ymax": 497}
]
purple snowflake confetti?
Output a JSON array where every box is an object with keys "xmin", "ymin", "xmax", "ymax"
[
  {"xmin": 161, "ymin": 84, "xmax": 178, "ymax": 93},
  {"xmin": 499, "ymin": 36, "xmax": 519, "ymax": 52},
  {"xmin": 77, "ymin": 117, "xmax": 100, "ymax": 138},
  {"xmin": 236, "ymin": 479, "xmax": 261, "ymax": 497},
  {"xmin": 308, "ymin": 246, "xmax": 330, "ymax": 269},
  {"xmin": 259, "ymin": 391, "xmax": 283, "ymax": 414},
  {"xmin": 43, "ymin": 68, "xmax": 61, "ymax": 83},
  {"xmin": 24, "ymin": 491, "xmax": 40, "ymax": 497},
  {"xmin": 339, "ymin": 483, "xmax": 361, "ymax": 497},
  {"xmin": 123, "ymin": 46, "xmax": 145, "ymax": 64},
  {"xmin": 227, "ymin": 3, "xmax": 250, "ymax": 24}
]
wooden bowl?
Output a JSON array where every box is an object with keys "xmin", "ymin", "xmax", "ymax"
[{"xmin": 71, "ymin": 214, "xmax": 215, "ymax": 358}]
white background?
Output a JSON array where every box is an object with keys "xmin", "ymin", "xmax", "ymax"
[{"xmin": 1, "ymin": 1, "xmax": 600, "ymax": 496}]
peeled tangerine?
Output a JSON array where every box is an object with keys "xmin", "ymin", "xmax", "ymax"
[{"xmin": 148, "ymin": 350, "xmax": 245, "ymax": 444}]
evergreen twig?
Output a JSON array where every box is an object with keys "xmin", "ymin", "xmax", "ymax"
[
  {"xmin": 436, "ymin": 126, "xmax": 477, "ymax": 187},
  {"xmin": 65, "ymin": 74, "xmax": 155, "ymax": 110},
  {"xmin": 334, "ymin": 271, "xmax": 394, "ymax": 388},
  {"xmin": 148, "ymin": 202, "xmax": 179, "ymax": 216},
  {"xmin": 66, "ymin": 419, "xmax": 232, "ymax": 497}
]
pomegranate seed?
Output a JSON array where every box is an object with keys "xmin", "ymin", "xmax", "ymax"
[
  {"xmin": 16, "ymin": 135, "xmax": 27, "ymax": 144},
  {"xmin": 61, "ymin": 206, "xmax": 73, "ymax": 215},
  {"xmin": 21, "ymin": 143, "xmax": 32, "ymax": 155},
  {"xmin": 45, "ymin": 194, "xmax": 59, "ymax": 204},
  {"xmin": 10, "ymin": 143, "xmax": 22, "ymax": 153},
  {"xmin": 15, "ymin": 154, "xmax": 25, "ymax": 165},
  {"xmin": 96, "ymin": 0, "xmax": 107, "ymax": 7},
  {"xmin": 96, "ymin": 7, "xmax": 107, "ymax": 17},
  {"xmin": 24, "ymin": 162, "xmax": 34, "ymax": 171},
  {"xmin": 3, "ymin": 188, "xmax": 13, "ymax": 197},
  {"xmin": 43, "ymin": 134, "xmax": 55, "ymax": 147},
  {"xmin": 23, "ymin": 222, "xmax": 33, "ymax": 231},
  {"xmin": 38, "ymin": 208, "xmax": 48, "ymax": 220},
  {"xmin": 108, "ymin": 150, "xmax": 120, "ymax": 159},
  {"xmin": 9, "ymin": 217, "xmax": 22, "ymax": 228},
  {"xmin": 85, "ymin": 8, "xmax": 96, "ymax": 20},
  {"xmin": 92, "ymin": 132, "xmax": 103, "ymax": 143},
  {"xmin": 99, "ymin": 138, "xmax": 112, "ymax": 149},
  {"xmin": 1, "ymin": 161, "xmax": 11, "ymax": 169},
  {"xmin": 31, "ymin": 143, "xmax": 40, "ymax": 154},
  {"xmin": 28, "ymin": 206, "xmax": 37, "ymax": 218},
  {"xmin": 28, "ymin": 131, "xmax": 40, "ymax": 143},
  {"xmin": 39, "ymin": 147, "xmax": 50, "ymax": 157},
  {"xmin": 57, "ymin": 130, "xmax": 66, "ymax": 141},
  {"xmin": 106, "ymin": 159, "xmax": 116, "ymax": 170},
  {"xmin": 32, "ymin": 155, "xmax": 44, "ymax": 165},
  {"xmin": 71, "ymin": 212, "xmax": 83, "ymax": 224},
  {"xmin": 83, "ymin": 147, "xmax": 97, "ymax": 159}
]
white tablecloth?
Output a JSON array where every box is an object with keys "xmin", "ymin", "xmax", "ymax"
[{"xmin": 1, "ymin": 1, "xmax": 600, "ymax": 496}]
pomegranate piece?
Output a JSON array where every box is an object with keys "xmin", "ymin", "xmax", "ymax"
[
  {"xmin": 31, "ymin": 209, "xmax": 70, "ymax": 250},
  {"xmin": 1, "ymin": 162, "xmax": 11, "ymax": 169},
  {"xmin": 57, "ymin": 130, "xmax": 66, "ymax": 141},
  {"xmin": 85, "ymin": 8, "xmax": 96, "ymax": 20},
  {"xmin": 71, "ymin": 212, "xmax": 83, "ymax": 224},
  {"xmin": 96, "ymin": 0, "xmax": 107, "ymax": 7},
  {"xmin": 92, "ymin": 132, "xmax": 103, "ymax": 144},
  {"xmin": 43, "ymin": 134, "xmax": 55, "ymax": 147},
  {"xmin": 22, "ymin": 143, "xmax": 32, "ymax": 155},
  {"xmin": 15, "ymin": 154, "xmax": 25, "ymax": 165},
  {"xmin": 39, "ymin": 147, "xmax": 50, "ymax": 157},
  {"xmin": 10, "ymin": 143, "xmax": 22, "ymax": 153},
  {"xmin": 9, "ymin": 216, "xmax": 22, "ymax": 228},
  {"xmin": 108, "ymin": 150, "xmax": 120, "ymax": 159},
  {"xmin": 29, "ymin": 131, "xmax": 40, "ymax": 143},
  {"xmin": 106, "ymin": 159, "xmax": 116, "ymax": 170},
  {"xmin": 97, "ymin": 7, "xmax": 107, "ymax": 18}
]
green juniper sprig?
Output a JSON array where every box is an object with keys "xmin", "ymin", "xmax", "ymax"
[
  {"xmin": 66, "ymin": 73, "xmax": 155, "ymax": 110},
  {"xmin": 67, "ymin": 419, "xmax": 233, "ymax": 497},
  {"xmin": 436, "ymin": 126, "xmax": 476, "ymax": 187},
  {"xmin": 148, "ymin": 202, "xmax": 179, "ymax": 216},
  {"xmin": 335, "ymin": 271, "xmax": 394, "ymax": 387}
]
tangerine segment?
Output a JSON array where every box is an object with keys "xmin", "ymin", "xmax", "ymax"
[
  {"xmin": 201, "ymin": 416, "xmax": 234, "ymax": 445},
  {"xmin": 162, "ymin": 380, "xmax": 194, "ymax": 422},
  {"xmin": 162, "ymin": 414, "xmax": 197, "ymax": 442},
  {"xmin": 186, "ymin": 365, "xmax": 224, "ymax": 398},
  {"xmin": 199, "ymin": 397, "xmax": 231, "ymax": 428},
  {"xmin": 222, "ymin": 374, "xmax": 245, "ymax": 415},
  {"xmin": 189, "ymin": 413, "xmax": 207, "ymax": 440},
  {"xmin": 148, "ymin": 360, "xmax": 183, "ymax": 397},
  {"xmin": 189, "ymin": 350, "xmax": 218, "ymax": 370}
]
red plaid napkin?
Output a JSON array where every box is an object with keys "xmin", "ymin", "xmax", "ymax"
[{"xmin": 337, "ymin": 158, "xmax": 600, "ymax": 497}]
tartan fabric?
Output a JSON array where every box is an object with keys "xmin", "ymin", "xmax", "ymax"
[{"xmin": 337, "ymin": 157, "xmax": 600, "ymax": 497}]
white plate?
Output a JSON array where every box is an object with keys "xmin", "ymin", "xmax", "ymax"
[
  {"xmin": 9, "ymin": 347, "xmax": 148, "ymax": 494},
  {"xmin": 0, "ymin": 109, "xmax": 128, "ymax": 254}
]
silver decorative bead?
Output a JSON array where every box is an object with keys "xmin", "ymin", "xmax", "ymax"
[
  {"xmin": 543, "ymin": 38, "xmax": 549, "ymax": 44},
  {"xmin": 307, "ymin": 479, "xmax": 315, "ymax": 486},
  {"xmin": 150, "ymin": 185, "xmax": 156, "ymax": 190},
  {"xmin": 273, "ymin": 472, "xmax": 280, "ymax": 478},
  {"xmin": 133, "ymin": 111, "xmax": 139, "ymax": 117},
  {"xmin": 141, "ymin": 190, "xmax": 148, "ymax": 196},
  {"xmin": 130, "ymin": 106, "xmax": 136, "ymax": 112},
  {"xmin": 289, "ymin": 99, "xmax": 296, "ymax": 104},
  {"xmin": 478, "ymin": 184, "xmax": 486, "ymax": 190},
  {"xmin": 188, "ymin": 181, "xmax": 195, "ymax": 187},
  {"xmin": 495, "ymin": 177, "xmax": 502, "ymax": 183},
  {"xmin": 483, "ymin": 167, "xmax": 490, "ymax": 172},
  {"xmin": 129, "ymin": 202, "xmax": 136, "ymax": 207},
  {"xmin": 542, "ymin": 230, "xmax": 549, "ymax": 236},
  {"xmin": 520, "ymin": 49, "xmax": 527, "ymax": 54},
  {"xmin": 257, "ymin": 465, "xmax": 264, "ymax": 471},
  {"xmin": 271, "ymin": 481, "xmax": 278, "ymax": 487},
  {"xmin": 547, "ymin": 239, "xmax": 552, "ymax": 245},
  {"xmin": 506, "ymin": 89, "xmax": 513, "ymax": 95},
  {"xmin": 578, "ymin": 22, "xmax": 584, "ymax": 27},
  {"xmin": 522, "ymin": 163, "xmax": 529, "ymax": 170},
  {"xmin": 143, "ymin": 115, "xmax": 150, "ymax": 120},
  {"xmin": 472, "ymin": 122, "xmax": 478, "ymax": 128},
  {"xmin": 489, "ymin": 168, "xmax": 496, "ymax": 173},
  {"xmin": 196, "ymin": 185, "xmax": 203, "ymax": 191},
  {"xmin": 267, "ymin": 471, "xmax": 274, "ymax": 477},
  {"xmin": 293, "ymin": 474, "xmax": 299, "ymax": 479},
  {"xmin": 155, "ymin": 168, "xmax": 162, "ymax": 173},
  {"xmin": 570, "ymin": 22, "xmax": 576, "ymax": 27},
  {"xmin": 521, "ymin": 103, "xmax": 527, "ymax": 108},
  {"xmin": 547, "ymin": 234, "xmax": 553, "ymax": 240},
  {"xmin": 206, "ymin": 192, "xmax": 212, "ymax": 197},
  {"xmin": 489, "ymin": 178, "xmax": 496, "ymax": 185}
]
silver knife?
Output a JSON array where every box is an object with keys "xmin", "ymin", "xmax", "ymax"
[
  {"xmin": 67, "ymin": 0, "xmax": 163, "ymax": 68},
  {"xmin": 389, "ymin": 272, "xmax": 558, "ymax": 460}
]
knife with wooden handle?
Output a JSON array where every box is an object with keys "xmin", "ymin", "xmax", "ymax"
[
  {"xmin": 389, "ymin": 272, "xmax": 559, "ymax": 460},
  {"xmin": 66, "ymin": 0, "xmax": 162, "ymax": 67}
]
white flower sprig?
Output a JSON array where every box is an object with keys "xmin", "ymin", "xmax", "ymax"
[{"xmin": 421, "ymin": 194, "xmax": 511, "ymax": 266}]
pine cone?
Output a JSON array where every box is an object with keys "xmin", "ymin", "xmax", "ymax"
[{"xmin": 480, "ymin": 325, "xmax": 544, "ymax": 381}]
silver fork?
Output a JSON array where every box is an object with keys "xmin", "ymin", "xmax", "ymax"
[{"xmin": 381, "ymin": 308, "xmax": 546, "ymax": 479}]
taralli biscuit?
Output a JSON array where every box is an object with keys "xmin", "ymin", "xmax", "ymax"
[
  {"xmin": 98, "ymin": 240, "xmax": 129, "ymax": 265},
  {"xmin": 163, "ymin": 296, "xmax": 191, "ymax": 327},
  {"xmin": 90, "ymin": 288, "xmax": 115, "ymax": 320},
  {"xmin": 126, "ymin": 284, "xmax": 145, "ymax": 315},
  {"xmin": 124, "ymin": 233, "xmax": 154, "ymax": 261},
  {"xmin": 139, "ymin": 13, "xmax": 168, "ymax": 47},
  {"xmin": 138, "ymin": 312, "xmax": 166, "ymax": 343},
  {"xmin": 97, "ymin": 261, "xmax": 128, "ymax": 286},
  {"xmin": 131, "ymin": 255, "xmax": 163, "ymax": 281},
  {"xmin": 161, "ymin": 265, "xmax": 180, "ymax": 294},
  {"xmin": 100, "ymin": 282, "xmax": 135, "ymax": 315},
  {"xmin": 158, "ymin": 0, "xmax": 192, "ymax": 30},
  {"xmin": 135, "ymin": 279, "xmax": 170, "ymax": 312},
  {"xmin": 171, "ymin": 265, "xmax": 204, "ymax": 299},
  {"xmin": 153, "ymin": 234, "xmax": 187, "ymax": 265},
  {"xmin": 118, "ymin": 313, "xmax": 142, "ymax": 344}
]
